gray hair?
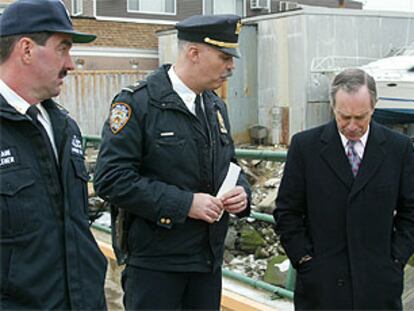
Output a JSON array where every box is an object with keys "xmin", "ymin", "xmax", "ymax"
[
  {"xmin": 177, "ymin": 39, "xmax": 192, "ymax": 52},
  {"xmin": 330, "ymin": 68, "xmax": 377, "ymax": 108},
  {"xmin": 0, "ymin": 32, "xmax": 52, "ymax": 64}
]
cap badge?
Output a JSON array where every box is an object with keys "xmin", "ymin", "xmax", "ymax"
[{"xmin": 235, "ymin": 21, "xmax": 242, "ymax": 35}]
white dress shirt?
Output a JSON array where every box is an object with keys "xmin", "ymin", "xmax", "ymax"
[
  {"xmin": 168, "ymin": 66, "xmax": 204, "ymax": 115},
  {"xmin": 339, "ymin": 126, "xmax": 370, "ymax": 160}
]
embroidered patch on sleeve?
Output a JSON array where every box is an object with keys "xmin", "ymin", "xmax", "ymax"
[
  {"xmin": 71, "ymin": 135, "xmax": 84, "ymax": 157},
  {"xmin": 110, "ymin": 102, "xmax": 132, "ymax": 134}
]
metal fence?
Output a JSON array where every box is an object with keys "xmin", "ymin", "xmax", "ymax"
[{"xmin": 57, "ymin": 70, "xmax": 149, "ymax": 136}]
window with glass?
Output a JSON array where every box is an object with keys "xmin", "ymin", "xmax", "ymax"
[
  {"xmin": 72, "ymin": 0, "xmax": 83, "ymax": 15},
  {"xmin": 203, "ymin": 0, "xmax": 244, "ymax": 15},
  {"xmin": 128, "ymin": 0, "xmax": 176, "ymax": 14},
  {"xmin": 0, "ymin": 4, "xmax": 7, "ymax": 14}
]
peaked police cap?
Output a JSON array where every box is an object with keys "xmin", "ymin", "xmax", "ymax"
[{"xmin": 176, "ymin": 14, "xmax": 242, "ymax": 58}]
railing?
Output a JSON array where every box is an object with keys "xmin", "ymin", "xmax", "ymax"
[{"xmin": 84, "ymin": 135, "xmax": 294, "ymax": 300}]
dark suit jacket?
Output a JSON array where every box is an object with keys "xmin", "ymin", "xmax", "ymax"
[{"xmin": 274, "ymin": 120, "xmax": 414, "ymax": 310}]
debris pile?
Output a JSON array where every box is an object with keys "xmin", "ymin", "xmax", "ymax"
[{"xmin": 222, "ymin": 155, "xmax": 289, "ymax": 287}]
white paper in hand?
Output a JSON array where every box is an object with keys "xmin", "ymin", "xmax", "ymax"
[{"xmin": 216, "ymin": 162, "xmax": 241, "ymax": 221}]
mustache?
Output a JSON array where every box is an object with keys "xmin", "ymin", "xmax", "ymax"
[
  {"xmin": 59, "ymin": 70, "xmax": 68, "ymax": 79},
  {"xmin": 221, "ymin": 70, "xmax": 233, "ymax": 79}
]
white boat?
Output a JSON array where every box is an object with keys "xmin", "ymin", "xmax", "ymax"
[
  {"xmin": 311, "ymin": 48, "xmax": 414, "ymax": 126},
  {"xmin": 361, "ymin": 52, "xmax": 414, "ymax": 110}
]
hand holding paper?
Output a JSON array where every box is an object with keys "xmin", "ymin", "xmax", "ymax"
[
  {"xmin": 216, "ymin": 162, "xmax": 241, "ymax": 198},
  {"xmin": 220, "ymin": 186, "xmax": 248, "ymax": 214},
  {"xmin": 216, "ymin": 163, "xmax": 248, "ymax": 221}
]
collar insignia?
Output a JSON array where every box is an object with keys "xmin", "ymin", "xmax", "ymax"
[{"xmin": 217, "ymin": 110, "xmax": 228, "ymax": 134}]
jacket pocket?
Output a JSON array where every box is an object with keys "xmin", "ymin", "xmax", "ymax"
[
  {"xmin": 127, "ymin": 217, "xmax": 156, "ymax": 254},
  {"xmin": 152, "ymin": 137, "xmax": 187, "ymax": 169},
  {"xmin": 0, "ymin": 168, "xmax": 37, "ymax": 236},
  {"xmin": 71, "ymin": 158, "xmax": 89, "ymax": 217},
  {"xmin": 155, "ymin": 137, "xmax": 186, "ymax": 149}
]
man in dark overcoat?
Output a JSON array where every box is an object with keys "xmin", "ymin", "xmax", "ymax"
[{"xmin": 274, "ymin": 68, "xmax": 414, "ymax": 310}]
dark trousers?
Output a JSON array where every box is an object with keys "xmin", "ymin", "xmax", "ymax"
[{"xmin": 122, "ymin": 265, "xmax": 222, "ymax": 310}]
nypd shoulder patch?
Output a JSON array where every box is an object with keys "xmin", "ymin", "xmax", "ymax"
[{"xmin": 110, "ymin": 102, "xmax": 132, "ymax": 134}]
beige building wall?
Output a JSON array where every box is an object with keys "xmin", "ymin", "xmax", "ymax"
[
  {"xmin": 72, "ymin": 19, "xmax": 172, "ymax": 49},
  {"xmin": 70, "ymin": 19, "xmax": 172, "ymax": 70}
]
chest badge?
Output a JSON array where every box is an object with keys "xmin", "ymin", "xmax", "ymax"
[
  {"xmin": 216, "ymin": 110, "xmax": 228, "ymax": 134},
  {"xmin": 110, "ymin": 102, "xmax": 132, "ymax": 134},
  {"xmin": 0, "ymin": 147, "xmax": 18, "ymax": 168}
]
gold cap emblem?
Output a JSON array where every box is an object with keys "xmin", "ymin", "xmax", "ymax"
[{"xmin": 235, "ymin": 21, "xmax": 242, "ymax": 35}]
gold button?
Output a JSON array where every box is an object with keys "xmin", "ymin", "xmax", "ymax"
[
  {"xmin": 160, "ymin": 218, "xmax": 166, "ymax": 224},
  {"xmin": 165, "ymin": 218, "xmax": 171, "ymax": 225}
]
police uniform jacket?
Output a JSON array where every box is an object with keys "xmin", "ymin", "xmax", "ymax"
[
  {"xmin": 94, "ymin": 64, "xmax": 251, "ymax": 272},
  {"xmin": 0, "ymin": 97, "xmax": 107, "ymax": 309}
]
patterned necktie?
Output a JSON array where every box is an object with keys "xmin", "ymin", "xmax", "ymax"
[
  {"xmin": 346, "ymin": 140, "xmax": 361, "ymax": 177},
  {"xmin": 195, "ymin": 94, "xmax": 208, "ymax": 133}
]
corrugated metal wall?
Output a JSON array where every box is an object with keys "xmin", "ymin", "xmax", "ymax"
[
  {"xmin": 242, "ymin": 7, "xmax": 414, "ymax": 144},
  {"xmin": 227, "ymin": 25, "xmax": 259, "ymax": 143},
  {"xmin": 57, "ymin": 70, "xmax": 148, "ymax": 136}
]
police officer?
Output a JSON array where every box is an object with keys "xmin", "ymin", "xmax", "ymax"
[
  {"xmin": 0, "ymin": 0, "xmax": 107, "ymax": 309},
  {"xmin": 94, "ymin": 14, "xmax": 251, "ymax": 310}
]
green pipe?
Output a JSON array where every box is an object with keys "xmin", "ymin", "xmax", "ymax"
[
  {"xmin": 250, "ymin": 211, "xmax": 275, "ymax": 224},
  {"xmin": 92, "ymin": 223, "xmax": 111, "ymax": 234},
  {"xmin": 82, "ymin": 135, "xmax": 102, "ymax": 150},
  {"xmin": 285, "ymin": 265, "xmax": 296, "ymax": 292},
  {"xmin": 235, "ymin": 149, "xmax": 287, "ymax": 162},
  {"xmin": 81, "ymin": 135, "xmax": 288, "ymax": 162},
  {"xmin": 222, "ymin": 268, "xmax": 294, "ymax": 300}
]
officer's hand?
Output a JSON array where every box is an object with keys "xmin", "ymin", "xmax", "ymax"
[
  {"xmin": 188, "ymin": 193, "xmax": 224, "ymax": 223},
  {"xmin": 220, "ymin": 186, "xmax": 248, "ymax": 215}
]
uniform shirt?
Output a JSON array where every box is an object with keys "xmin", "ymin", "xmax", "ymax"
[
  {"xmin": 0, "ymin": 79, "xmax": 58, "ymax": 159},
  {"xmin": 339, "ymin": 126, "xmax": 369, "ymax": 160},
  {"xmin": 168, "ymin": 65, "xmax": 205, "ymax": 115}
]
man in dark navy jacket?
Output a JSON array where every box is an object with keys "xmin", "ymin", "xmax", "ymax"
[
  {"xmin": 94, "ymin": 14, "xmax": 250, "ymax": 310},
  {"xmin": 0, "ymin": 0, "xmax": 107, "ymax": 309}
]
